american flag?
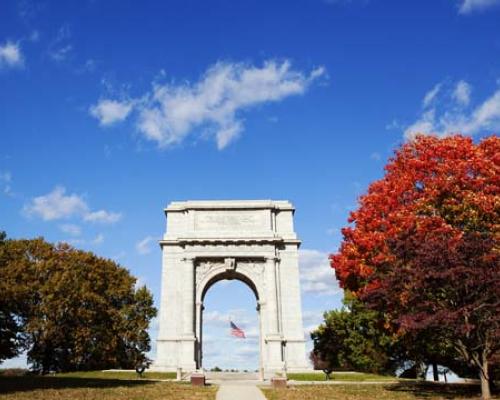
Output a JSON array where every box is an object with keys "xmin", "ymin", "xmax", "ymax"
[{"xmin": 230, "ymin": 321, "xmax": 246, "ymax": 338}]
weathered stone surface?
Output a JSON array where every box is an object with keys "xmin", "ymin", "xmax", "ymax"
[{"xmin": 153, "ymin": 200, "xmax": 309, "ymax": 377}]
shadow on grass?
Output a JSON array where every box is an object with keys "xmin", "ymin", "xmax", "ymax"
[
  {"xmin": 0, "ymin": 376, "xmax": 154, "ymax": 394},
  {"xmin": 387, "ymin": 381, "xmax": 499, "ymax": 399}
]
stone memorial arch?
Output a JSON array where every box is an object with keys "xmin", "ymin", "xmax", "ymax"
[{"xmin": 154, "ymin": 200, "xmax": 309, "ymax": 376}]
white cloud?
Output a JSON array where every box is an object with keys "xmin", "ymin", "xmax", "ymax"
[
  {"xmin": 458, "ymin": 0, "xmax": 500, "ymax": 13},
  {"xmin": 49, "ymin": 44, "xmax": 72, "ymax": 62},
  {"xmin": 404, "ymin": 80, "xmax": 500, "ymax": 140},
  {"xmin": 64, "ymin": 233, "xmax": 104, "ymax": 247},
  {"xmin": 405, "ymin": 109, "xmax": 437, "ymax": 140},
  {"xmin": 422, "ymin": 83, "xmax": 441, "ymax": 108},
  {"xmin": 48, "ymin": 25, "xmax": 73, "ymax": 62},
  {"xmin": 452, "ymin": 80, "xmax": 471, "ymax": 106},
  {"xmin": 204, "ymin": 310, "xmax": 230, "ymax": 324},
  {"xmin": 136, "ymin": 235, "xmax": 157, "ymax": 255},
  {"xmin": 0, "ymin": 171, "xmax": 11, "ymax": 183},
  {"xmin": 385, "ymin": 118, "xmax": 401, "ymax": 131},
  {"xmin": 90, "ymin": 60, "xmax": 326, "ymax": 149},
  {"xmin": 83, "ymin": 209, "xmax": 122, "ymax": 224},
  {"xmin": 92, "ymin": 233, "xmax": 104, "ymax": 245},
  {"xmin": 65, "ymin": 238, "xmax": 85, "ymax": 246},
  {"xmin": 59, "ymin": 223, "xmax": 81, "ymax": 236},
  {"xmin": 204, "ymin": 309, "xmax": 252, "ymax": 327},
  {"xmin": 78, "ymin": 58, "xmax": 97, "ymax": 74},
  {"xmin": 0, "ymin": 41, "xmax": 23, "ymax": 69},
  {"xmin": 24, "ymin": 186, "xmax": 88, "ymax": 221},
  {"xmin": 302, "ymin": 309, "xmax": 327, "ymax": 338},
  {"xmin": 299, "ymin": 249, "xmax": 341, "ymax": 296},
  {"xmin": 90, "ymin": 99, "xmax": 133, "ymax": 126},
  {"xmin": 0, "ymin": 171, "xmax": 12, "ymax": 195},
  {"xmin": 203, "ymin": 338, "xmax": 259, "ymax": 370},
  {"xmin": 202, "ymin": 307, "xmax": 259, "ymax": 369},
  {"xmin": 24, "ymin": 186, "xmax": 121, "ymax": 224},
  {"xmin": 326, "ymin": 227, "xmax": 341, "ymax": 237}
]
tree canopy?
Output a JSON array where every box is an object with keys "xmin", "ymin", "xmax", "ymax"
[
  {"xmin": 0, "ymin": 234, "xmax": 157, "ymax": 373},
  {"xmin": 331, "ymin": 135, "xmax": 499, "ymax": 399},
  {"xmin": 311, "ymin": 293, "xmax": 398, "ymax": 375}
]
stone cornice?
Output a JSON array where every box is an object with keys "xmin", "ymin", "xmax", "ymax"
[
  {"xmin": 165, "ymin": 199, "xmax": 295, "ymax": 212},
  {"xmin": 159, "ymin": 237, "xmax": 301, "ymax": 246}
]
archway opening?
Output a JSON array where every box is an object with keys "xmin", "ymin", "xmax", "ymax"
[{"xmin": 201, "ymin": 278, "xmax": 261, "ymax": 373}]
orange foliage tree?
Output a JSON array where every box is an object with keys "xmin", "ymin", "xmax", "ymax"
[{"xmin": 331, "ymin": 135, "xmax": 499, "ymax": 399}]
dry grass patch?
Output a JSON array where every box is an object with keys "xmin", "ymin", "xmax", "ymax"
[
  {"xmin": 287, "ymin": 372, "xmax": 397, "ymax": 381},
  {"xmin": 0, "ymin": 376, "xmax": 216, "ymax": 400},
  {"xmin": 262, "ymin": 382, "xmax": 500, "ymax": 400},
  {"xmin": 55, "ymin": 370, "xmax": 177, "ymax": 380}
]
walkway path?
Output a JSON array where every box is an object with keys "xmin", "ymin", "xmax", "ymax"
[{"xmin": 215, "ymin": 380, "xmax": 267, "ymax": 400}]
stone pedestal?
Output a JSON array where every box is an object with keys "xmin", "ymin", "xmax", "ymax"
[{"xmin": 190, "ymin": 373, "xmax": 206, "ymax": 386}]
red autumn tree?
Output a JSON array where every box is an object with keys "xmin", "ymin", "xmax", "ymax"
[{"xmin": 331, "ymin": 135, "xmax": 499, "ymax": 399}]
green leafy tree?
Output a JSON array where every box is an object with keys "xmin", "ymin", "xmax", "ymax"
[
  {"xmin": 0, "ymin": 234, "xmax": 157, "ymax": 372},
  {"xmin": 0, "ymin": 231, "xmax": 32, "ymax": 363},
  {"xmin": 311, "ymin": 293, "xmax": 398, "ymax": 374},
  {"xmin": 310, "ymin": 292, "xmax": 476, "ymax": 380}
]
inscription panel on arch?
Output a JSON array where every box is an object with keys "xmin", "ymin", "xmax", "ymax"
[{"xmin": 194, "ymin": 210, "xmax": 269, "ymax": 232}]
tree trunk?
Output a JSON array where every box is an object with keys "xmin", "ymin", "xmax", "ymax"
[
  {"xmin": 432, "ymin": 363, "xmax": 439, "ymax": 382},
  {"xmin": 479, "ymin": 360, "xmax": 491, "ymax": 400}
]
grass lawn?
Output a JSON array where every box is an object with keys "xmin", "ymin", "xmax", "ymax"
[
  {"xmin": 55, "ymin": 370, "xmax": 177, "ymax": 380},
  {"xmin": 287, "ymin": 371, "xmax": 398, "ymax": 381},
  {"xmin": 262, "ymin": 382, "xmax": 500, "ymax": 400},
  {"xmin": 0, "ymin": 374, "xmax": 216, "ymax": 400}
]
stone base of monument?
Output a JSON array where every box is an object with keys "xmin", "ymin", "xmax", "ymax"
[
  {"xmin": 190, "ymin": 373, "xmax": 206, "ymax": 386},
  {"xmin": 271, "ymin": 377, "xmax": 287, "ymax": 388}
]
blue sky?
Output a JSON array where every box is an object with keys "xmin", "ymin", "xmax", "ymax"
[{"xmin": 1, "ymin": 0, "xmax": 499, "ymax": 370}]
